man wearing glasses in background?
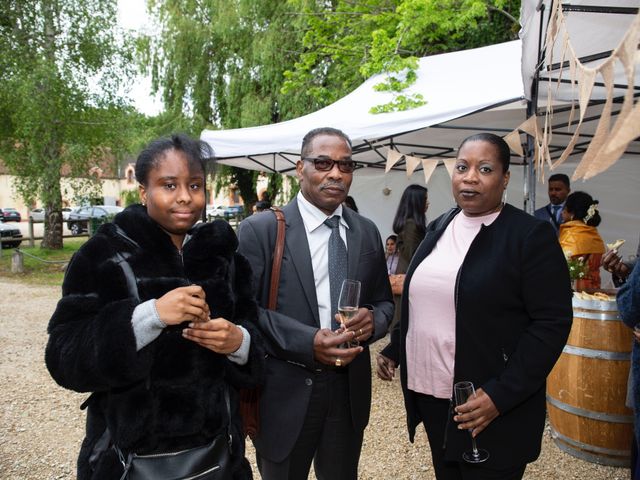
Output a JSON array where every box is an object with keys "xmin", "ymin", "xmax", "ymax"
[{"xmin": 238, "ymin": 127, "xmax": 393, "ymax": 479}]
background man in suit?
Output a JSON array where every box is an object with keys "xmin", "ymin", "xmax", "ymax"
[
  {"xmin": 534, "ymin": 173, "xmax": 571, "ymax": 235},
  {"xmin": 237, "ymin": 127, "xmax": 393, "ymax": 480}
]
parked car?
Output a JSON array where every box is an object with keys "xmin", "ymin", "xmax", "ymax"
[
  {"xmin": 0, "ymin": 222, "xmax": 22, "ymax": 248},
  {"xmin": 223, "ymin": 205, "xmax": 244, "ymax": 218},
  {"xmin": 67, "ymin": 205, "xmax": 124, "ymax": 235},
  {"xmin": 0, "ymin": 208, "xmax": 21, "ymax": 222},
  {"xmin": 206, "ymin": 205, "xmax": 227, "ymax": 219},
  {"xmin": 203, "ymin": 205, "xmax": 244, "ymax": 221},
  {"xmin": 30, "ymin": 207, "xmax": 74, "ymax": 222},
  {"xmin": 62, "ymin": 207, "xmax": 74, "ymax": 221},
  {"xmin": 29, "ymin": 208, "xmax": 45, "ymax": 222}
]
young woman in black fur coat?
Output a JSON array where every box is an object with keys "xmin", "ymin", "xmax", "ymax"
[{"xmin": 46, "ymin": 134, "xmax": 263, "ymax": 479}]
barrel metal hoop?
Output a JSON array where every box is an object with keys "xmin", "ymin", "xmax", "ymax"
[
  {"xmin": 572, "ymin": 297, "xmax": 619, "ymax": 310},
  {"xmin": 552, "ymin": 436, "xmax": 630, "ymax": 467},
  {"xmin": 574, "ymin": 311, "xmax": 621, "ymax": 321},
  {"xmin": 562, "ymin": 344, "xmax": 630, "ymax": 361},
  {"xmin": 546, "ymin": 394, "xmax": 634, "ymax": 423},
  {"xmin": 550, "ymin": 427, "xmax": 632, "ymax": 457}
]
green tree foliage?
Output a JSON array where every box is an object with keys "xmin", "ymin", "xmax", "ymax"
[
  {"xmin": 144, "ymin": 0, "xmax": 316, "ymax": 211},
  {"xmin": 121, "ymin": 188, "xmax": 141, "ymax": 207},
  {"xmin": 0, "ymin": 0, "xmax": 134, "ymax": 248},
  {"xmin": 284, "ymin": 0, "xmax": 520, "ymax": 113}
]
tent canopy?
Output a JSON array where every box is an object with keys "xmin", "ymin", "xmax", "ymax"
[{"xmin": 201, "ymin": 40, "xmax": 526, "ymax": 174}]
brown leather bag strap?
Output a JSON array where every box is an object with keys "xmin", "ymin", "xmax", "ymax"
[{"xmin": 268, "ymin": 207, "xmax": 286, "ymax": 310}]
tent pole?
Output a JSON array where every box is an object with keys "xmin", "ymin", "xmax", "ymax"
[
  {"xmin": 524, "ymin": 110, "xmax": 537, "ymax": 214},
  {"xmin": 524, "ymin": 1, "xmax": 548, "ymax": 215}
]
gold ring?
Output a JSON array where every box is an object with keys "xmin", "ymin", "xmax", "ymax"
[
  {"xmin": 335, "ymin": 357, "xmax": 342, "ymax": 367},
  {"xmin": 358, "ymin": 328, "xmax": 364, "ymax": 336}
]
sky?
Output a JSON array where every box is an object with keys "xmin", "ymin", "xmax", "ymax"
[{"xmin": 117, "ymin": 0, "xmax": 163, "ymax": 116}]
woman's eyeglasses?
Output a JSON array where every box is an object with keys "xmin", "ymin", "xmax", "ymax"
[{"xmin": 303, "ymin": 157, "xmax": 357, "ymax": 173}]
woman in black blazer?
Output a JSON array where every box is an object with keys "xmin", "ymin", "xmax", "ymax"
[{"xmin": 377, "ymin": 133, "xmax": 572, "ymax": 480}]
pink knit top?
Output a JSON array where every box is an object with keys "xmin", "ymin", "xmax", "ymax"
[{"xmin": 406, "ymin": 210, "xmax": 500, "ymax": 399}]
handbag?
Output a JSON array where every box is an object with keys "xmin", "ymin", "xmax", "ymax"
[
  {"xmin": 239, "ymin": 207, "xmax": 286, "ymax": 439},
  {"xmin": 116, "ymin": 389, "xmax": 233, "ymax": 480}
]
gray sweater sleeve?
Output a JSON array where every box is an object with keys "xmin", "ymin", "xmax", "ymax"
[
  {"xmin": 131, "ymin": 299, "xmax": 166, "ymax": 351},
  {"xmin": 131, "ymin": 299, "xmax": 251, "ymax": 364}
]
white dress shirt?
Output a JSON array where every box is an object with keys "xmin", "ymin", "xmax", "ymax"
[{"xmin": 296, "ymin": 192, "xmax": 349, "ymax": 330}]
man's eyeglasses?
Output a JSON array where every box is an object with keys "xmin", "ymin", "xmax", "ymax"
[{"xmin": 303, "ymin": 157, "xmax": 357, "ymax": 174}]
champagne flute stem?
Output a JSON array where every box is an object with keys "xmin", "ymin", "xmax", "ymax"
[{"xmin": 470, "ymin": 433, "xmax": 480, "ymax": 459}]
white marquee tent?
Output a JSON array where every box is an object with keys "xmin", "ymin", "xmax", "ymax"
[{"xmin": 201, "ymin": 1, "xmax": 640, "ymax": 269}]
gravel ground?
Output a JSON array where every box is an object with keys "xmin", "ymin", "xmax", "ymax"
[{"xmin": 0, "ymin": 279, "xmax": 630, "ymax": 479}]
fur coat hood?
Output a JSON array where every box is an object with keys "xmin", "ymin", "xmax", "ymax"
[{"xmin": 46, "ymin": 204, "xmax": 262, "ymax": 479}]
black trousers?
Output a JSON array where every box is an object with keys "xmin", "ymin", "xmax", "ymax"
[
  {"xmin": 257, "ymin": 370, "xmax": 363, "ymax": 480},
  {"xmin": 414, "ymin": 392, "xmax": 526, "ymax": 480}
]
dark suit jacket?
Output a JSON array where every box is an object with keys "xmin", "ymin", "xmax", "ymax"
[
  {"xmin": 534, "ymin": 203, "xmax": 561, "ymax": 234},
  {"xmin": 383, "ymin": 204, "xmax": 572, "ymax": 468},
  {"xmin": 237, "ymin": 198, "xmax": 394, "ymax": 462}
]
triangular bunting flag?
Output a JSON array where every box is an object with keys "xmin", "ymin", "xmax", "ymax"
[
  {"xmin": 576, "ymin": 64, "xmax": 596, "ymax": 124},
  {"xmin": 405, "ymin": 155, "xmax": 421, "ymax": 176},
  {"xmin": 504, "ymin": 130, "xmax": 524, "ymax": 157},
  {"xmin": 518, "ymin": 116, "xmax": 538, "ymax": 137},
  {"xmin": 587, "ymin": 99, "xmax": 640, "ymax": 179},
  {"xmin": 573, "ymin": 62, "xmax": 615, "ymax": 179},
  {"xmin": 385, "ymin": 149, "xmax": 403, "ymax": 173},
  {"xmin": 421, "ymin": 158, "xmax": 439, "ymax": 184},
  {"xmin": 443, "ymin": 158, "xmax": 457, "ymax": 179}
]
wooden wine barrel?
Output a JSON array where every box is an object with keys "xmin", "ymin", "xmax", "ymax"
[{"xmin": 547, "ymin": 293, "xmax": 633, "ymax": 467}]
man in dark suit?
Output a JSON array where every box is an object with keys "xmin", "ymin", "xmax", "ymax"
[
  {"xmin": 237, "ymin": 127, "xmax": 393, "ymax": 480},
  {"xmin": 533, "ymin": 173, "xmax": 570, "ymax": 235}
]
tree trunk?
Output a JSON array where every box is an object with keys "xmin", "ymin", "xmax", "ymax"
[
  {"xmin": 266, "ymin": 173, "xmax": 282, "ymax": 204},
  {"xmin": 40, "ymin": 1, "xmax": 64, "ymax": 250},
  {"xmin": 235, "ymin": 169, "xmax": 257, "ymax": 216},
  {"xmin": 41, "ymin": 161, "xmax": 64, "ymax": 249}
]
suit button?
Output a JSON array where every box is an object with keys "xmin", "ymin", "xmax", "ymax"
[{"xmin": 305, "ymin": 378, "xmax": 313, "ymax": 386}]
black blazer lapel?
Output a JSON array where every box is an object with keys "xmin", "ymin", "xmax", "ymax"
[{"xmin": 282, "ymin": 200, "xmax": 320, "ymax": 326}]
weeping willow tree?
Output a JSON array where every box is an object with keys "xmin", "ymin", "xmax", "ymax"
[{"xmin": 142, "ymin": 0, "xmax": 313, "ymax": 211}]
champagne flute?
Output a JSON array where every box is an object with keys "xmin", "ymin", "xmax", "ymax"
[
  {"xmin": 338, "ymin": 279, "xmax": 361, "ymax": 347},
  {"xmin": 454, "ymin": 381, "xmax": 490, "ymax": 463}
]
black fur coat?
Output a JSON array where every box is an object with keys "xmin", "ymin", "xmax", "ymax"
[{"xmin": 45, "ymin": 204, "xmax": 263, "ymax": 479}]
